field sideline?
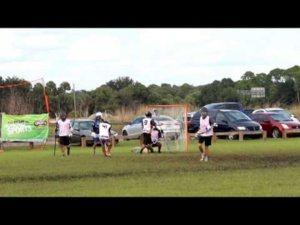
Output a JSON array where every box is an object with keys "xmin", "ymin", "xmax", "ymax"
[{"xmin": 0, "ymin": 138, "xmax": 300, "ymax": 197}]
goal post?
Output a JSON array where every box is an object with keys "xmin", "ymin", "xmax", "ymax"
[{"xmin": 146, "ymin": 104, "xmax": 190, "ymax": 152}]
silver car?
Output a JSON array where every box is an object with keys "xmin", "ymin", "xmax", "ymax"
[
  {"xmin": 70, "ymin": 119, "xmax": 119, "ymax": 145},
  {"xmin": 122, "ymin": 115, "xmax": 181, "ymax": 140}
]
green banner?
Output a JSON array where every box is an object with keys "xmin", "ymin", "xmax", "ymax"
[{"xmin": 1, "ymin": 114, "xmax": 49, "ymax": 142}]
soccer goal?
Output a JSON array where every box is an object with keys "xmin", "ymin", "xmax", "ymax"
[{"xmin": 146, "ymin": 104, "xmax": 190, "ymax": 152}]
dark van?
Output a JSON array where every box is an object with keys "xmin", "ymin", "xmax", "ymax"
[
  {"xmin": 203, "ymin": 102, "xmax": 244, "ymax": 111},
  {"xmin": 188, "ymin": 109, "xmax": 262, "ymax": 139},
  {"xmin": 188, "ymin": 102, "xmax": 244, "ymax": 133}
]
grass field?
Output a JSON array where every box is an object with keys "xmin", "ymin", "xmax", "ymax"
[{"xmin": 0, "ymin": 138, "xmax": 300, "ymax": 197}]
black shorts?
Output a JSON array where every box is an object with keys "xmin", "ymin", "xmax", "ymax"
[
  {"xmin": 198, "ymin": 136, "xmax": 212, "ymax": 146},
  {"xmin": 142, "ymin": 133, "xmax": 152, "ymax": 145},
  {"xmin": 59, "ymin": 136, "xmax": 70, "ymax": 146},
  {"xmin": 100, "ymin": 138, "xmax": 111, "ymax": 147},
  {"xmin": 152, "ymin": 142, "xmax": 161, "ymax": 147}
]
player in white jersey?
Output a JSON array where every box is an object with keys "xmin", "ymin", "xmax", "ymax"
[
  {"xmin": 55, "ymin": 113, "xmax": 73, "ymax": 157},
  {"xmin": 140, "ymin": 111, "xmax": 156, "ymax": 154},
  {"xmin": 99, "ymin": 119, "xmax": 112, "ymax": 157},
  {"xmin": 196, "ymin": 107, "xmax": 214, "ymax": 162}
]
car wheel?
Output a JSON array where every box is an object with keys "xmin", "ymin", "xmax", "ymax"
[
  {"xmin": 272, "ymin": 128, "xmax": 281, "ymax": 138},
  {"xmin": 122, "ymin": 130, "xmax": 130, "ymax": 141}
]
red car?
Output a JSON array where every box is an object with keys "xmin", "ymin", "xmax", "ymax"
[{"xmin": 249, "ymin": 112, "xmax": 300, "ymax": 138}]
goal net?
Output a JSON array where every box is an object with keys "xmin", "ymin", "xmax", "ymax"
[{"xmin": 146, "ymin": 104, "xmax": 190, "ymax": 152}]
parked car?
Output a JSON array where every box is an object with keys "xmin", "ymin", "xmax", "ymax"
[
  {"xmin": 211, "ymin": 109, "xmax": 263, "ymax": 140},
  {"xmin": 249, "ymin": 112, "xmax": 300, "ymax": 138},
  {"xmin": 201, "ymin": 102, "xmax": 254, "ymax": 116},
  {"xmin": 243, "ymin": 109, "xmax": 254, "ymax": 116},
  {"xmin": 187, "ymin": 111, "xmax": 196, "ymax": 122},
  {"xmin": 174, "ymin": 111, "xmax": 196, "ymax": 130},
  {"xmin": 70, "ymin": 119, "xmax": 119, "ymax": 145},
  {"xmin": 252, "ymin": 108, "xmax": 299, "ymax": 122},
  {"xmin": 189, "ymin": 109, "xmax": 263, "ymax": 140},
  {"xmin": 202, "ymin": 102, "xmax": 245, "ymax": 111},
  {"xmin": 122, "ymin": 115, "xmax": 181, "ymax": 140},
  {"xmin": 188, "ymin": 110, "xmax": 202, "ymax": 133}
]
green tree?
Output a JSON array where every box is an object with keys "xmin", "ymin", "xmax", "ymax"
[
  {"xmin": 92, "ymin": 85, "xmax": 118, "ymax": 112},
  {"xmin": 106, "ymin": 76, "xmax": 134, "ymax": 91},
  {"xmin": 46, "ymin": 81, "xmax": 58, "ymax": 95}
]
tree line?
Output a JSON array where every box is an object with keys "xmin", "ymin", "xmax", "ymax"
[{"xmin": 1, "ymin": 65, "xmax": 300, "ymax": 117}]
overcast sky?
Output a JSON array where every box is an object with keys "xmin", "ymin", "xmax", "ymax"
[{"xmin": 1, "ymin": 28, "xmax": 300, "ymax": 91}]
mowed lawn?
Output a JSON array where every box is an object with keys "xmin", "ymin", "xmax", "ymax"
[{"xmin": 0, "ymin": 137, "xmax": 300, "ymax": 197}]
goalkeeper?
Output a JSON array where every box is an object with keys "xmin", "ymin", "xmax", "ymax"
[
  {"xmin": 151, "ymin": 126, "xmax": 163, "ymax": 153},
  {"xmin": 195, "ymin": 107, "xmax": 216, "ymax": 162}
]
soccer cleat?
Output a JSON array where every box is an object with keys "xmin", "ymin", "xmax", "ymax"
[
  {"xmin": 204, "ymin": 156, "xmax": 208, "ymax": 162},
  {"xmin": 106, "ymin": 153, "xmax": 112, "ymax": 157}
]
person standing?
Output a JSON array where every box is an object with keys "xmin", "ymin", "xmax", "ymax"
[
  {"xmin": 91, "ymin": 112, "xmax": 102, "ymax": 156},
  {"xmin": 196, "ymin": 107, "xmax": 214, "ymax": 162},
  {"xmin": 99, "ymin": 119, "xmax": 112, "ymax": 157},
  {"xmin": 140, "ymin": 111, "xmax": 156, "ymax": 154},
  {"xmin": 55, "ymin": 113, "xmax": 73, "ymax": 157}
]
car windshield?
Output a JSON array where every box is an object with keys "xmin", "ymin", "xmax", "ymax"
[
  {"xmin": 154, "ymin": 116, "xmax": 172, "ymax": 121},
  {"xmin": 224, "ymin": 111, "xmax": 251, "ymax": 122},
  {"xmin": 268, "ymin": 109, "xmax": 291, "ymax": 118},
  {"xmin": 153, "ymin": 115, "xmax": 175, "ymax": 124},
  {"xmin": 203, "ymin": 104, "xmax": 216, "ymax": 110},
  {"xmin": 270, "ymin": 113, "xmax": 292, "ymax": 122},
  {"xmin": 80, "ymin": 121, "xmax": 94, "ymax": 129}
]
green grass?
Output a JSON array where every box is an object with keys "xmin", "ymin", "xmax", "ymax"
[{"xmin": 1, "ymin": 138, "xmax": 300, "ymax": 196}]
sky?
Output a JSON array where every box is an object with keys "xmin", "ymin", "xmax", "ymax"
[{"xmin": 1, "ymin": 28, "xmax": 300, "ymax": 91}]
